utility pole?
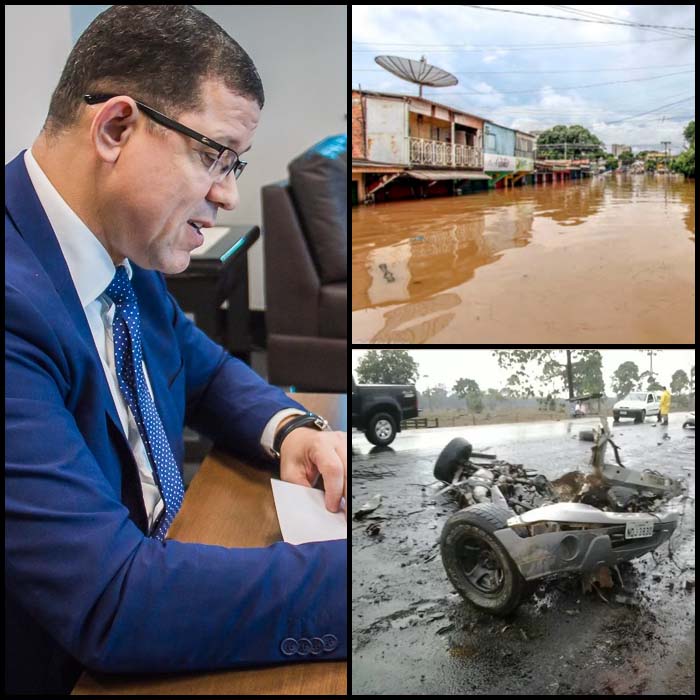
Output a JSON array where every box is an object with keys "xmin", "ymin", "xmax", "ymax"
[
  {"xmin": 661, "ymin": 141, "xmax": 671, "ymax": 169},
  {"xmin": 423, "ymin": 375, "xmax": 432, "ymax": 411},
  {"xmin": 566, "ymin": 350, "xmax": 574, "ymax": 399},
  {"xmin": 646, "ymin": 350, "xmax": 657, "ymax": 379}
]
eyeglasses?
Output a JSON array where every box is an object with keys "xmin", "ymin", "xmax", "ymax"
[{"xmin": 83, "ymin": 93, "xmax": 247, "ymax": 182}]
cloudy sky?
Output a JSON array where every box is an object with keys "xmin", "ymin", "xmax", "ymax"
[
  {"xmin": 352, "ymin": 349, "xmax": 695, "ymax": 395},
  {"xmin": 352, "ymin": 5, "xmax": 695, "ymax": 153}
]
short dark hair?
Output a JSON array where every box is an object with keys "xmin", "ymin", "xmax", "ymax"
[{"xmin": 44, "ymin": 5, "xmax": 264, "ymax": 137}]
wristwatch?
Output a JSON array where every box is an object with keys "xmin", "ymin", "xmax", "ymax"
[{"xmin": 272, "ymin": 411, "xmax": 330, "ymax": 459}]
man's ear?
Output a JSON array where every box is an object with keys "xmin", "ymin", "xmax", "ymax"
[{"xmin": 89, "ymin": 96, "xmax": 140, "ymax": 164}]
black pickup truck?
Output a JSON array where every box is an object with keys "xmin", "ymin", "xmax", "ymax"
[{"xmin": 352, "ymin": 376, "xmax": 419, "ymax": 446}]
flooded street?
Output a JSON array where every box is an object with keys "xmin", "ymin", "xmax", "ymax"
[
  {"xmin": 352, "ymin": 175, "xmax": 695, "ymax": 344},
  {"xmin": 352, "ymin": 417, "xmax": 695, "ymax": 695}
]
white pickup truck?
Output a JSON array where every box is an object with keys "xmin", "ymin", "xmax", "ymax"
[{"xmin": 613, "ymin": 391, "xmax": 662, "ymax": 423}]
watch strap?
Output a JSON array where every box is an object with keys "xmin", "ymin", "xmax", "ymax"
[{"xmin": 272, "ymin": 412, "xmax": 329, "ymax": 459}]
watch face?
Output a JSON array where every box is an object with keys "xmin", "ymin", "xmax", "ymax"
[{"xmin": 316, "ymin": 416, "xmax": 329, "ymax": 429}]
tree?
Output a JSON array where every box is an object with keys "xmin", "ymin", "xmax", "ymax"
[
  {"xmin": 671, "ymin": 120, "xmax": 695, "ymax": 178},
  {"xmin": 537, "ymin": 393, "xmax": 556, "ymax": 411},
  {"xmin": 670, "ymin": 369, "xmax": 690, "ymax": 395},
  {"xmin": 573, "ymin": 351, "xmax": 605, "ymax": 395},
  {"xmin": 604, "ymin": 154, "xmax": 619, "ymax": 171},
  {"xmin": 422, "ymin": 384, "xmax": 448, "ymax": 411},
  {"xmin": 485, "ymin": 388, "xmax": 506, "ymax": 409},
  {"xmin": 684, "ymin": 120, "xmax": 695, "ymax": 148},
  {"xmin": 502, "ymin": 371, "xmax": 535, "ymax": 398},
  {"xmin": 672, "ymin": 146, "xmax": 695, "ymax": 178},
  {"xmin": 493, "ymin": 350, "xmax": 604, "ymax": 399},
  {"xmin": 611, "ymin": 361, "xmax": 640, "ymax": 398},
  {"xmin": 536, "ymin": 125, "xmax": 605, "ymax": 160},
  {"xmin": 618, "ymin": 150, "xmax": 635, "ymax": 167},
  {"xmin": 453, "ymin": 378, "xmax": 483, "ymax": 413},
  {"xmin": 638, "ymin": 371, "xmax": 663, "ymax": 391},
  {"xmin": 355, "ymin": 350, "xmax": 419, "ymax": 385}
]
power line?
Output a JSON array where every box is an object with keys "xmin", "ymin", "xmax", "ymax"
[
  {"xmin": 550, "ymin": 5, "xmax": 694, "ymax": 40},
  {"xmin": 606, "ymin": 97, "xmax": 695, "ymax": 124},
  {"xmin": 351, "ymin": 37, "xmax": 693, "ymax": 52},
  {"xmin": 353, "ymin": 63, "xmax": 696, "ymax": 75},
  {"xmin": 353, "ymin": 84, "xmax": 694, "ymax": 124},
  {"xmin": 353, "ymin": 81, "xmax": 693, "ymax": 114},
  {"xmin": 462, "ymin": 5, "xmax": 695, "ymax": 34},
  {"xmin": 421, "ymin": 70, "xmax": 694, "ymax": 97},
  {"xmin": 477, "ymin": 90, "xmax": 696, "ymax": 115}
]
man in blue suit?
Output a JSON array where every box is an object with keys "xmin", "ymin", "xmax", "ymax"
[{"xmin": 5, "ymin": 6, "xmax": 346, "ymax": 694}]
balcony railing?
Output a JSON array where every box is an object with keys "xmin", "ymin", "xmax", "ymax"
[{"xmin": 409, "ymin": 137, "xmax": 483, "ymax": 168}]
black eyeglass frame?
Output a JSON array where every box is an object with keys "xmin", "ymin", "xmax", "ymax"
[{"xmin": 83, "ymin": 93, "xmax": 247, "ymax": 180}]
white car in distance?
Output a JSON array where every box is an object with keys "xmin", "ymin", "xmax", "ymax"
[{"xmin": 613, "ymin": 391, "xmax": 662, "ymax": 423}]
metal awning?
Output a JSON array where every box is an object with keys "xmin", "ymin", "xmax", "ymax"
[
  {"xmin": 406, "ymin": 170, "xmax": 491, "ymax": 181},
  {"xmin": 352, "ymin": 161, "xmax": 406, "ymax": 174},
  {"xmin": 352, "ymin": 159, "xmax": 406, "ymax": 169}
]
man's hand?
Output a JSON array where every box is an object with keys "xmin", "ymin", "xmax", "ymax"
[{"xmin": 279, "ymin": 427, "xmax": 347, "ymax": 515}]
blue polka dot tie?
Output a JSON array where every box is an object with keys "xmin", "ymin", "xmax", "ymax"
[{"xmin": 106, "ymin": 266, "xmax": 184, "ymax": 540}]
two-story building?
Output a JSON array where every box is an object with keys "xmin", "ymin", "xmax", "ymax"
[{"xmin": 352, "ymin": 89, "xmax": 491, "ymax": 204}]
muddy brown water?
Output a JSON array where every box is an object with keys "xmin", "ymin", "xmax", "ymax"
[{"xmin": 352, "ymin": 174, "xmax": 695, "ymax": 344}]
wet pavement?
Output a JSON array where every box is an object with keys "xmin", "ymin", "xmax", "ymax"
[
  {"xmin": 352, "ymin": 415, "xmax": 695, "ymax": 695},
  {"xmin": 352, "ymin": 174, "xmax": 695, "ymax": 344}
]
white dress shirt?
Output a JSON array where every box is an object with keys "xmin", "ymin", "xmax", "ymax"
[{"xmin": 24, "ymin": 148, "xmax": 303, "ymax": 532}]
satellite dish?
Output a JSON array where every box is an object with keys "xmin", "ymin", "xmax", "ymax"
[{"xmin": 375, "ymin": 55, "xmax": 458, "ymax": 97}]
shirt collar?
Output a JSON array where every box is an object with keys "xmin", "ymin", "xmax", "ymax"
[{"xmin": 23, "ymin": 148, "xmax": 132, "ymax": 309}]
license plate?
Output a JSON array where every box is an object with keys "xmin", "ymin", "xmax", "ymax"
[
  {"xmin": 620, "ymin": 411, "xmax": 628, "ymax": 415},
  {"xmin": 625, "ymin": 520, "xmax": 654, "ymax": 539}
]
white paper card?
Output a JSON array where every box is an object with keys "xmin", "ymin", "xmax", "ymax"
[{"xmin": 270, "ymin": 478, "xmax": 347, "ymax": 545}]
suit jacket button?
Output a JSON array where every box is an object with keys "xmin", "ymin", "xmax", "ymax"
[
  {"xmin": 310, "ymin": 637, "xmax": 324, "ymax": 655},
  {"xmin": 322, "ymin": 634, "xmax": 338, "ymax": 652},
  {"xmin": 281, "ymin": 637, "xmax": 298, "ymax": 656},
  {"xmin": 297, "ymin": 637, "xmax": 312, "ymax": 656}
]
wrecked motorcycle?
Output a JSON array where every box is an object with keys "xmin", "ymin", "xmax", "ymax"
[{"xmin": 436, "ymin": 417, "xmax": 686, "ymax": 615}]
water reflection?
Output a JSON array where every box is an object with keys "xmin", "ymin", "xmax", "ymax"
[
  {"xmin": 536, "ymin": 177, "xmax": 606, "ymax": 226},
  {"xmin": 370, "ymin": 292, "xmax": 461, "ymax": 344},
  {"xmin": 354, "ymin": 197, "xmax": 534, "ymax": 309},
  {"xmin": 678, "ymin": 180, "xmax": 695, "ymax": 240}
]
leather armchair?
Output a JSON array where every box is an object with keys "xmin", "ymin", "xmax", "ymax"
[{"xmin": 262, "ymin": 135, "xmax": 347, "ymax": 392}]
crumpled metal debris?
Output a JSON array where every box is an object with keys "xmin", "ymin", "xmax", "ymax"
[
  {"xmin": 446, "ymin": 459, "xmax": 567, "ymax": 514},
  {"xmin": 439, "ymin": 458, "xmax": 560, "ymax": 514},
  {"xmin": 433, "ymin": 417, "xmax": 690, "ymax": 613},
  {"xmin": 365, "ymin": 522, "xmax": 382, "ymax": 536},
  {"xmin": 613, "ymin": 593, "xmax": 641, "ymax": 607},
  {"xmin": 354, "ymin": 493, "xmax": 383, "ymax": 520},
  {"xmin": 436, "ymin": 440, "xmax": 683, "ymax": 515}
]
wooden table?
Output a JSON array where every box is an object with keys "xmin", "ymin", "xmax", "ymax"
[{"xmin": 73, "ymin": 393, "xmax": 347, "ymax": 695}]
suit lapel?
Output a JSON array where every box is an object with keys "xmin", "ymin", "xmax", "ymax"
[{"xmin": 5, "ymin": 152, "xmax": 128, "ymax": 445}]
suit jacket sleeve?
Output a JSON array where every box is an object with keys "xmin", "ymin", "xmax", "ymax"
[
  {"xmin": 5, "ymin": 281, "xmax": 346, "ymax": 675},
  {"xmin": 155, "ymin": 275, "xmax": 305, "ymax": 460}
]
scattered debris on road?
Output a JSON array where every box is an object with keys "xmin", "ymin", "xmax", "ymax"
[
  {"xmin": 354, "ymin": 493, "xmax": 383, "ymax": 520},
  {"xmin": 433, "ymin": 416, "xmax": 689, "ymax": 615}
]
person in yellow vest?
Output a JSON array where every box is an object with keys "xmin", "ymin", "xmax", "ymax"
[{"xmin": 658, "ymin": 386, "xmax": 671, "ymax": 426}]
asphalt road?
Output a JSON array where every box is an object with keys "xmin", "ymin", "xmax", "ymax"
[{"xmin": 352, "ymin": 414, "xmax": 695, "ymax": 695}]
